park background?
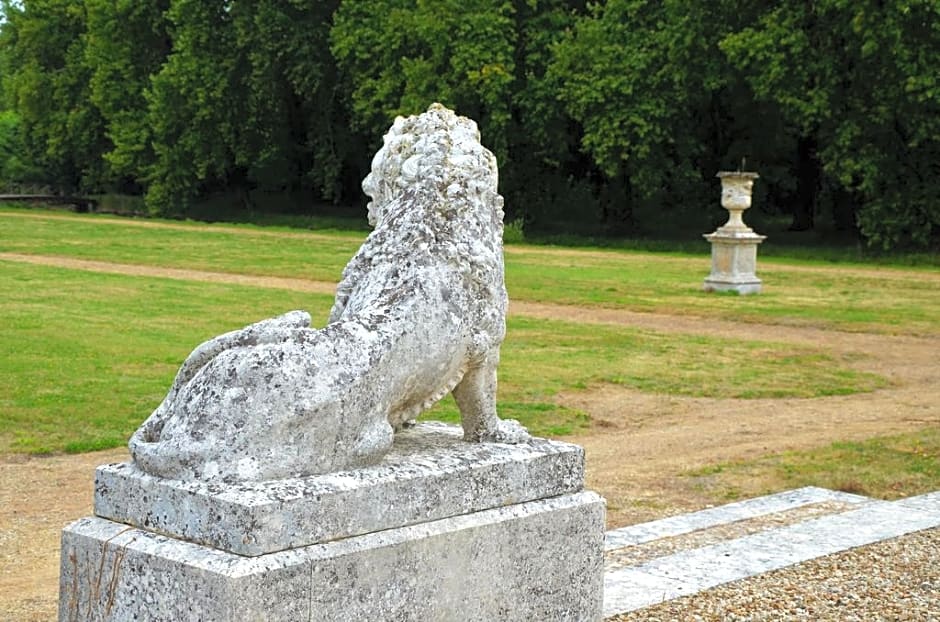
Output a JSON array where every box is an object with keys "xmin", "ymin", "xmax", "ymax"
[
  {"xmin": 0, "ymin": 1, "xmax": 939, "ymax": 619},
  {"xmin": 0, "ymin": 0, "xmax": 938, "ymax": 253}
]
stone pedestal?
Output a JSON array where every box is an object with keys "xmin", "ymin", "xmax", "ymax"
[
  {"xmin": 60, "ymin": 423, "xmax": 605, "ymax": 621},
  {"xmin": 703, "ymin": 171, "xmax": 766, "ymax": 295},
  {"xmin": 703, "ymin": 230, "xmax": 766, "ymax": 294}
]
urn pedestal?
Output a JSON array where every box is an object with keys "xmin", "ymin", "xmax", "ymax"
[{"xmin": 703, "ymin": 171, "xmax": 766, "ymax": 295}]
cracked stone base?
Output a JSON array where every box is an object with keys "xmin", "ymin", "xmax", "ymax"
[{"xmin": 60, "ymin": 492, "xmax": 605, "ymax": 622}]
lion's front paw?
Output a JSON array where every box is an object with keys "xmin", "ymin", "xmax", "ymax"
[{"xmin": 479, "ymin": 418, "xmax": 530, "ymax": 444}]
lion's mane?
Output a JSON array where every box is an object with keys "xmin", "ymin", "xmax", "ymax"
[{"xmin": 330, "ymin": 104, "xmax": 508, "ymax": 361}]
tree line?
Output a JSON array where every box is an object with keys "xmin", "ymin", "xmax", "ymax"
[{"xmin": 0, "ymin": 0, "xmax": 937, "ymax": 250}]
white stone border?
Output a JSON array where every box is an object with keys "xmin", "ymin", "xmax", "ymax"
[{"xmin": 604, "ymin": 486, "xmax": 871, "ymax": 551}]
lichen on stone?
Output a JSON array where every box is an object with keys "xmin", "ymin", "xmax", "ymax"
[{"xmin": 129, "ymin": 104, "xmax": 528, "ymax": 483}]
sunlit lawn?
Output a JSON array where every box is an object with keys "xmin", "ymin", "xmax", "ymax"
[
  {"xmin": 0, "ymin": 206, "xmax": 937, "ymax": 498},
  {"xmin": 686, "ymin": 428, "xmax": 940, "ymax": 501},
  {"xmin": 3, "ymin": 208, "xmax": 938, "ymax": 335},
  {"xmin": 1, "ymin": 260, "xmax": 884, "ymax": 453}
]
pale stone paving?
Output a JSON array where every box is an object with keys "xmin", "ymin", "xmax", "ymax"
[
  {"xmin": 604, "ymin": 486, "xmax": 870, "ymax": 551},
  {"xmin": 602, "ymin": 487, "xmax": 940, "ymax": 618}
]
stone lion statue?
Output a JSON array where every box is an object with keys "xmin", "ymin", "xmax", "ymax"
[{"xmin": 129, "ymin": 104, "xmax": 528, "ymax": 483}]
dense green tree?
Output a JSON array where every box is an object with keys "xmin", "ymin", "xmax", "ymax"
[
  {"xmin": 722, "ymin": 0, "xmax": 940, "ymax": 248},
  {"xmin": 550, "ymin": 0, "xmax": 791, "ymax": 232},
  {"xmin": 0, "ymin": 0, "xmax": 935, "ymax": 248},
  {"xmin": 0, "ymin": 109, "xmax": 42, "ymax": 188},
  {"xmin": 146, "ymin": 0, "xmax": 351, "ymax": 215},
  {"xmin": 143, "ymin": 1, "xmax": 247, "ymax": 214},
  {"xmin": 0, "ymin": 0, "xmax": 108, "ymax": 192},
  {"xmin": 332, "ymin": 0, "xmax": 597, "ymax": 227},
  {"xmin": 231, "ymin": 0, "xmax": 352, "ymax": 202},
  {"xmin": 331, "ymin": 0, "xmax": 516, "ymax": 160},
  {"xmin": 500, "ymin": 0, "xmax": 596, "ymax": 228},
  {"xmin": 85, "ymin": 0, "xmax": 170, "ymax": 192}
]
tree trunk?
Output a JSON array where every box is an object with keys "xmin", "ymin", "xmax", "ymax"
[
  {"xmin": 830, "ymin": 184, "xmax": 857, "ymax": 232},
  {"xmin": 601, "ymin": 170, "xmax": 634, "ymax": 234},
  {"xmin": 790, "ymin": 135, "xmax": 819, "ymax": 231}
]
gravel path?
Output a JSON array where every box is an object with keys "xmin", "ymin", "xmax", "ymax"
[{"xmin": 610, "ymin": 527, "xmax": 940, "ymax": 621}]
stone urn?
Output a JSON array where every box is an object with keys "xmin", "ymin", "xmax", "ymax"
[
  {"xmin": 703, "ymin": 171, "xmax": 766, "ymax": 294},
  {"xmin": 716, "ymin": 172, "xmax": 759, "ymax": 234}
]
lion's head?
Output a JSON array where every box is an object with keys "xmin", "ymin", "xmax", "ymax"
[
  {"xmin": 331, "ymin": 104, "xmax": 508, "ymax": 359},
  {"xmin": 362, "ymin": 103, "xmax": 503, "ymax": 231}
]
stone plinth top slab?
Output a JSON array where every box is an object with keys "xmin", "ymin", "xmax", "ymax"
[
  {"xmin": 704, "ymin": 229, "xmax": 767, "ymax": 241},
  {"xmin": 95, "ymin": 423, "xmax": 584, "ymax": 556}
]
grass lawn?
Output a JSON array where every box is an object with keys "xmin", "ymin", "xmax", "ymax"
[
  {"xmin": 0, "ymin": 262, "xmax": 322, "ymax": 453},
  {"xmin": 0, "ymin": 206, "xmax": 937, "ymax": 499},
  {"xmin": 2, "ymin": 208, "xmax": 938, "ymax": 335},
  {"xmin": 0, "ymin": 207, "xmax": 361, "ymax": 283},
  {"xmin": 0, "ymin": 260, "xmax": 884, "ymax": 453},
  {"xmin": 686, "ymin": 427, "xmax": 940, "ymax": 501}
]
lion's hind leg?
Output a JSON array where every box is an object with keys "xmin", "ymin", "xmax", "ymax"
[
  {"xmin": 350, "ymin": 418, "xmax": 395, "ymax": 467},
  {"xmin": 452, "ymin": 352, "xmax": 529, "ymax": 444}
]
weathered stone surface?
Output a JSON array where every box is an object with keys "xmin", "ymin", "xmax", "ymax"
[
  {"xmin": 702, "ymin": 234, "xmax": 765, "ymax": 294},
  {"xmin": 129, "ymin": 104, "xmax": 526, "ymax": 484},
  {"xmin": 96, "ymin": 423, "xmax": 585, "ymax": 556},
  {"xmin": 704, "ymin": 171, "xmax": 766, "ymax": 295},
  {"xmin": 714, "ymin": 171, "xmax": 759, "ymax": 234},
  {"xmin": 61, "ymin": 105, "xmax": 606, "ymax": 622},
  {"xmin": 61, "ymin": 492, "xmax": 605, "ymax": 622}
]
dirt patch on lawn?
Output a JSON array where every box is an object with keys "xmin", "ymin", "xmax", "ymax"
[
  {"xmin": 0, "ymin": 449, "xmax": 127, "ymax": 621},
  {"xmin": 524, "ymin": 301, "xmax": 940, "ymax": 525},
  {"xmin": 0, "ymin": 252, "xmax": 338, "ymax": 295},
  {"xmin": 1, "ymin": 253, "xmax": 938, "ymax": 619}
]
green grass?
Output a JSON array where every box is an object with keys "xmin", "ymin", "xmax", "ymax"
[
  {"xmin": 0, "ymin": 205, "xmax": 934, "ymax": 507},
  {"xmin": 524, "ymin": 225, "xmax": 940, "ymax": 267},
  {"xmin": 504, "ymin": 247, "xmax": 940, "ymax": 335},
  {"xmin": 0, "ymin": 207, "xmax": 363, "ymax": 283},
  {"xmin": 0, "ymin": 262, "xmax": 325, "ymax": 453},
  {"xmin": 2, "ymin": 208, "xmax": 939, "ymax": 335},
  {"xmin": 0, "ymin": 261, "xmax": 886, "ymax": 454},
  {"xmin": 500, "ymin": 317, "xmax": 885, "ymax": 400},
  {"xmin": 685, "ymin": 428, "xmax": 940, "ymax": 501}
]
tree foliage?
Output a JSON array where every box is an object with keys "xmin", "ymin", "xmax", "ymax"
[
  {"xmin": 0, "ymin": 0, "xmax": 936, "ymax": 249},
  {"xmin": 84, "ymin": 0, "xmax": 170, "ymax": 191},
  {"xmin": 144, "ymin": 0, "xmax": 351, "ymax": 215},
  {"xmin": 332, "ymin": 0, "xmax": 605, "ymax": 227},
  {"xmin": 0, "ymin": 109, "xmax": 42, "ymax": 187},
  {"xmin": 722, "ymin": 0, "xmax": 940, "ymax": 247},
  {"xmin": 501, "ymin": 0, "xmax": 594, "ymax": 226},
  {"xmin": 0, "ymin": 0, "xmax": 108, "ymax": 191},
  {"xmin": 331, "ymin": 0, "xmax": 517, "ymax": 160},
  {"xmin": 551, "ymin": 0, "xmax": 708, "ymax": 228}
]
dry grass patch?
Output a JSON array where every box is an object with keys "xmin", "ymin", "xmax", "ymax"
[{"xmin": 686, "ymin": 427, "xmax": 940, "ymax": 501}]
